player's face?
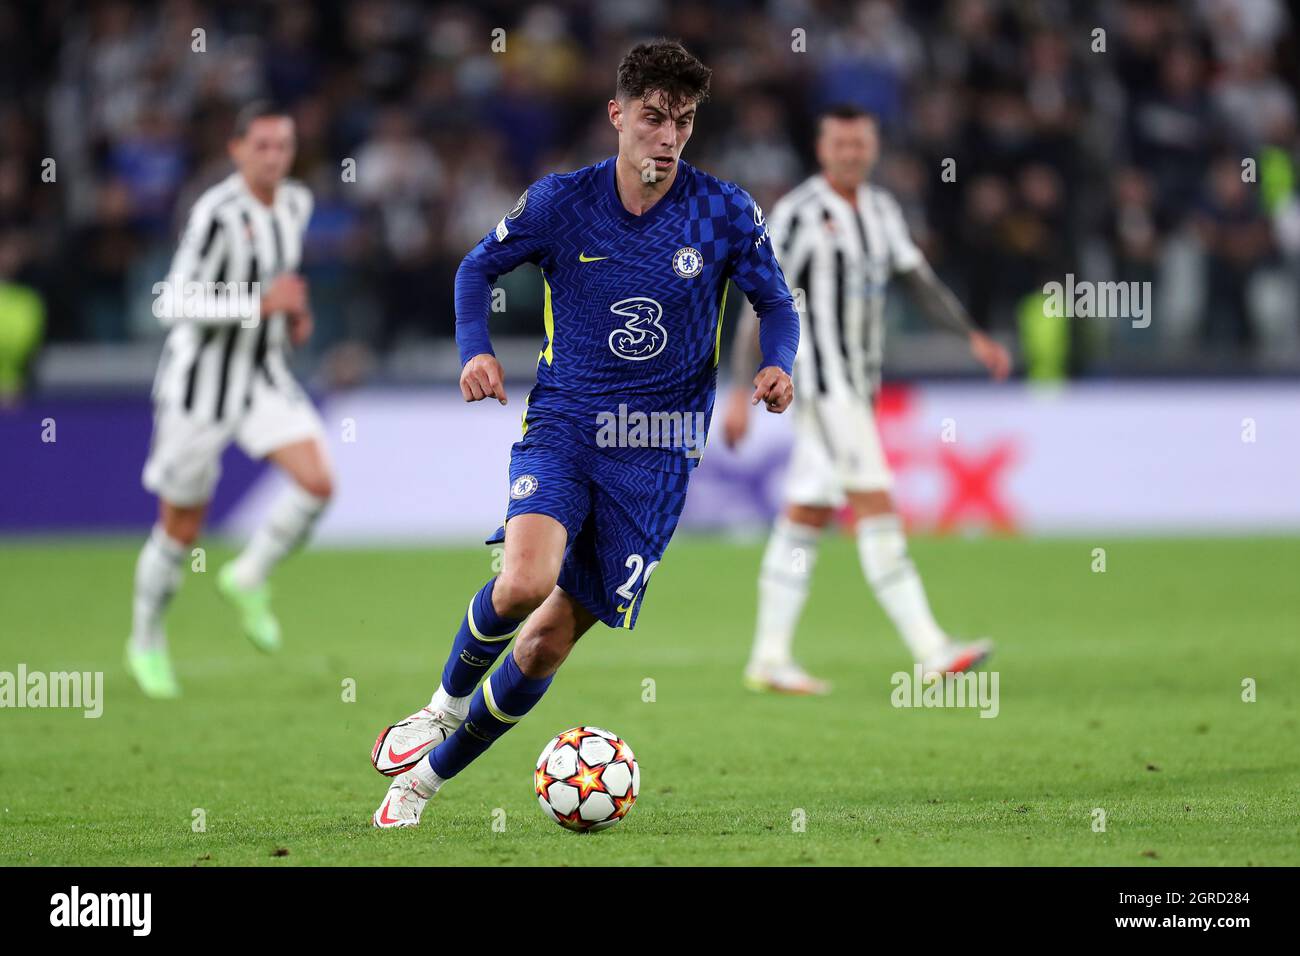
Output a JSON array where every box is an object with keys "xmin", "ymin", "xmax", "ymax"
[
  {"xmin": 610, "ymin": 91, "xmax": 696, "ymax": 183},
  {"xmin": 816, "ymin": 117, "xmax": 878, "ymax": 190},
  {"xmin": 229, "ymin": 116, "xmax": 296, "ymax": 192}
]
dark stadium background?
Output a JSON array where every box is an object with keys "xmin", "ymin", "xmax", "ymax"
[{"xmin": 1, "ymin": 0, "xmax": 1297, "ymax": 402}]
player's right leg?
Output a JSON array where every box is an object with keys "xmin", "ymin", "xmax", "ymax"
[
  {"xmin": 126, "ymin": 500, "xmax": 204, "ymax": 699},
  {"xmin": 744, "ymin": 399, "xmax": 838, "ymax": 694},
  {"xmin": 745, "ymin": 503, "xmax": 835, "ymax": 694},
  {"xmin": 370, "ymin": 417, "xmax": 591, "ymax": 825},
  {"xmin": 370, "ymin": 512, "xmax": 568, "ymax": 778},
  {"xmin": 130, "ymin": 404, "xmax": 227, "ymax": 698},
  {"xmin": 373, "ymin": 586, "xmax": 597, "ymax": 828}
]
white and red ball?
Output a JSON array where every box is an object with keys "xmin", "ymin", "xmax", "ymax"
[{"xmin": 535, "ymin": 727, "xmax": 639, "ymax": 832}]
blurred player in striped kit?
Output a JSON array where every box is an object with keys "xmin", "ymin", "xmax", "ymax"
[
  {"xmin": 127, "ymin": 103, "xmax": 332, "ymax": 698},
  {"xmin": 724, "ymin": 104, "xmax": 1011, "ymax": 694}
]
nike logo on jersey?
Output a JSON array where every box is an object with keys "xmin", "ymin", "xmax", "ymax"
[{"xmin": 578, "ymin": 252, "xmax": 610, "ymax": 262}]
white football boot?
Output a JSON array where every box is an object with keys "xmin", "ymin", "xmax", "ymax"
[
  {"xmin": 371, "ymin": 706, "xmax": 464, "ymax": 776},
  {"xmin": 372, "ymin": 769, "xmax": 438, "ymax": 828},
  {"xmin": 921, "ymin": 638, "xmax": 994, "ymax": 679},
  {"xmin": 743, "ymin": 661, "xmax": 832, "ymax": 695}
]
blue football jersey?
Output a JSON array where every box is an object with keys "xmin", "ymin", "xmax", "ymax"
[{"xmin": 455, "ymin": 157, "xmax": 799, "ymax": 471}]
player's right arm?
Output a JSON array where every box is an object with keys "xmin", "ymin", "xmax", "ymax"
[{"xmin": 454, "ymin": 177, "xmax": 558, "ymax": 404}]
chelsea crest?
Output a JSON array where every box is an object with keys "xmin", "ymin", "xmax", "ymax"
[{"xmin": 672, "ymin": 246, "xmax": 703, "ymax": 279}]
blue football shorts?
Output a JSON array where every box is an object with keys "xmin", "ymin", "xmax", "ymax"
[{"xmin": 486, "ymin": 415, "xmax": 692, "ymax": 629}]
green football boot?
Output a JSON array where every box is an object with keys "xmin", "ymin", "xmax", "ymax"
[
  {"xmin": 216, "ymin": 564, "xmax": 282, "ymax": 653},
  {"xmin": 125, "ymin": 643, "xmax": 181, "ymax": 699}
]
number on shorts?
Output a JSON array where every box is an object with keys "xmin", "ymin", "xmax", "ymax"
[{"xmin": 616, "ymin": 554, "xmax": 660, "ymax": 600}]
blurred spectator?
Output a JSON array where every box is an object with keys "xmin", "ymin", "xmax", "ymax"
[
  {"xmin": 354, "ymin": 107, "xmax": 444, "ymax": 346},
  {"xmin": 1106, "ymin": 167, "xmax": 1163, "ymax": 285},
  {"xmin": 1124, "ymin": 41, "xmax": 1214, "ymax": 223},
  {"xmin": 1195, "ymin": 155, "xmax": 1274, "ymax": 347}
]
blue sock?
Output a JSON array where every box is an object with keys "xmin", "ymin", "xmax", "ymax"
[
  {"xmin": 429, "ymin": 651, "xmax": 553, "ymax": 779},
  {"xmin": 440, "ymin": 578, "xmax": 522, "ymax": 697}
]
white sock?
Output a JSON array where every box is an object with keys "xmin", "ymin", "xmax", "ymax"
[
  {"xmin": 410, "ymin": 757, "xmax": 446, "ymax": 795},
  {"xmin": 227, "ymin": 484, "xmax": 329, "ymax": 589},
  {"xmin": 856, "ymin": 514, "xmax": 948, "ymax": 661},
  {"xmin": 428, "ymin": 684, "xmax": 471, "ymax": 719},
  {"xmin": 749, "ymin": 517, "xmax": 821, "ymax": 670},
  {"xmin": 130, "ymin": 525, "xmax": 186, "ymax": 653}
]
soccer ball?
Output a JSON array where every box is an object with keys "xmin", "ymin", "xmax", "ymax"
[{"xmin": 535, "ymin": 727, "xmax": 639, "ymax": 832}]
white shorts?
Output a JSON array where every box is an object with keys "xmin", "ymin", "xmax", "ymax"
[
  {"xmin": 142, "ymin": 374, "xmax": 325, "ymax": 506},
  {"xmin": 783, "ymin": 394, "xmax": 893, "ymax": 507}
]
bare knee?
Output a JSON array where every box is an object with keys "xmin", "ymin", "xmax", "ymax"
[
  {"xmin": 786, "ymin": 503, "xmax": 834, "ymax": 529},
  {"xmin": 296, "ymin": 470, "xmax": 334, "ymax": 501},
  {"xmin": 269, "ymin": 439, "xmax": 334, "ymax": 500},
  {"xmin": 160, "ymin": 502, "xmax": 205, "ymax": 546},
  {"xmin": 493, "ymin": 570, "xmax": 557, "ymax": 619},
  {"xmin": 846, "ymin": 490, "xmax": 894, "ymax": 523}
]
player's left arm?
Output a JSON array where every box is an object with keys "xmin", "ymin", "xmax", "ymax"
[
  {"xmin": 286, "ymin": 181, "xmax": 315, "ymax": 347},
  {"xmin": 721, "ymin": 302, "xmax": 762, "ymax": 448},
  {"xmin": 883, "ymin": 193, "xmax": 1010, "ymax": 381},
  {"xmin": 726, "ymin": 189, "xmax": 799, "ymax": 413}
]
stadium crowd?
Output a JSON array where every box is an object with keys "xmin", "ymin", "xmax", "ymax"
[{"xmin": 0, "ymin": 0, "xmax": 1297, "ymax": 394}]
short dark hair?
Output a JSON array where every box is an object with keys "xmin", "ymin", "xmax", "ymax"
[
  {"xmin": 616, "ymin": 39, "xmax": 712, "ymax": 114},
  {"xmin": 232, "ymin": 100, "xmax": 291, "ymax": 138},
  {"xmin": 817, "ymin": 103, "xmax": 879, "ymax": 132}
]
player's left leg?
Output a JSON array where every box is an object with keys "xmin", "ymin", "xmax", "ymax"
[
  {"xmin": 374, "ymin": 586, "xmax": 597, "ymax": 828},
  {"xmin": 850, "ymin": 489, "xmax": 991, "ymax": 676},
  {"xmin": 221, "ymin": 379, "xmax": 333, "ymax": 652},
  {"xmin": 430, "ymin": 585, "xmax": 594, "ymax": 778}
]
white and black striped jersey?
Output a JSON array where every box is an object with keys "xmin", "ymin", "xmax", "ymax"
[
  {"xmin": 151, "ymin": 171, "xmax": 313, "ymax": 421},
  {"xmin": 768, "ymin": 174, "xmax": 923, "ymax": 401}
]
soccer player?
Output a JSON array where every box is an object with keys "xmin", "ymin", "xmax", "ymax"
[
  {"xmin": 369, "ymin": 40, "xmax": 800, "ymax": 827},
  {"xmin": 127, "ymin": 102, "xmax": 332, "ymax": 699},
  {"xmin": 721, "ymin": 104, "xmax": 1011, "ymax": 695}
]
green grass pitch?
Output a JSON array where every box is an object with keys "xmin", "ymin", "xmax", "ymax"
[{"xmin": 1, "ymin": 534, "xmax": 1297, "ymax": 866}]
